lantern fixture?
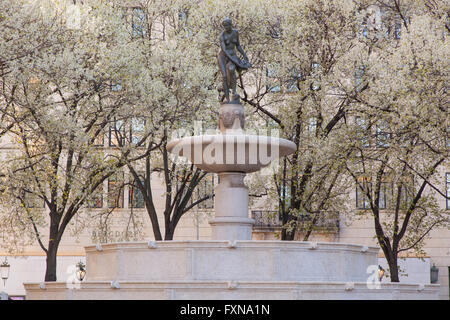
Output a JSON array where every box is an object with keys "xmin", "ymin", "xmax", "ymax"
[
  {"xmin": 378, "ymin": 265, "xmax": 385, "ymax": 282},
  {"xmin": 76, "ymin": 261, "xmax": 86, "ymax": 282},
  {"xmin": 430, "ymin": 264, "xmax": 439, "ymax": 284},
  {"xmin": 0, "ymin": 258, "xmax": 10, "ymax": 286}
]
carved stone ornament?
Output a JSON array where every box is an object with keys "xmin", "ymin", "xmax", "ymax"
[{"xmin": 219, "ymin": 103, "xmax": 245, "ymax": 132}]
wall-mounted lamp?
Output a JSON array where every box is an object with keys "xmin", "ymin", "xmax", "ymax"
[
  {"xmin": 0, "ymin": 258, "xmax": 10, "ymax": 286},
  {"xmin": 378, "ymin": 265, "xmax": 385, "ymax": 282},
  {"xmin": 430, "ymin": 264, "xmax": 439, "ymax": 284},
  {"xmin": 76, "ymin": 261, "xmax": 86, "ymax": 282}
]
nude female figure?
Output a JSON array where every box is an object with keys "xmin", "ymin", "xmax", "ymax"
[{"xmin": 218, "ymin": 18, "xmax": 251, "ymax": 103}]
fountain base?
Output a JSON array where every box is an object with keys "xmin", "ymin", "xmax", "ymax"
[{"xmin": 24, "ymin": 241, "xmax": 439, "ymax": 300}]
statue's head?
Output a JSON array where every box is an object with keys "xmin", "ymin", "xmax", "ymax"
[{"xmin": 222, "ymin": 17, "xmax": 232, "ymax": 31}]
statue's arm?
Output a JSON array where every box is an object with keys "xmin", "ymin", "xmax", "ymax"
[
  {"xmin": 219, "ymin": 32, "xmax": 227, "ymax": 52},
  {"xmin": 235, "ymin": 31, "xmax": 248, "ymax": 61}
]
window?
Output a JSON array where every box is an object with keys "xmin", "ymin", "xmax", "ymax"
[
  {"xmin": 23, "ymin": 192, "xmax": 45, "ymax": 208},
  {"xmin": 280, "ymin": 184, "xmax": 291, "ymax": 208},
  {"xmin": 394, "ymin": 20, "xmax": 402, "ymax": 39},
  {"xmin": 178, "ymin": 10, "xmax": 188, "ymax": 21},
  {"xmin": 376, "ymin": 181, "xmax": 412, "ymax": 210},
  {"xmin": 286, "ymin": 68, "xmax": 302, "ymax": 92},
  {"xmin": 130, "ymin": 118, "xmax": 146, "ymax": 145},
  {"xmin": 380, "ymin": 178, "xmax": 413, "ymax": 210},
  {"xmin": 110, "ymin": 80, "xmax": 122, "ymax": 92},
  {"xmin": 446, "ymin": 173, "xmax": 450, "ymax": 210},
  {"xmin": 378, "ymin": 182, "xmax": 389, "ymax": 209},
  {"xmin": 109, "ymin": 120, "xmax": 125, "ymax": 147},
  {"xmin": 266, "ymin": 67, "xmax": 281, "ymax": 93},
  {"xmin": 397, "ymin": 176, "xmax": 414, "ymax": 208},
  {"xmin": 356, "ymin": 178, "xmax": 371, "ymax": 209},
  {"xmin": 446, "ymin": 126, "xmax": 450, "ymax": 149},
  {"xmin": 360, "ymin": 5, "xmax": 382, "ymax": 39},
  {"xmin": 307, "ymin": 117, "xmax": 317, "ymax": 136},
  {"xmin": 359, "ymin": 11, "xmax": 370, "ymax": 39},
  {"xmin": 92, "ymin": 128, "xmax": 104, "ymax": 147},
  {"xmin": 176, "ymin": 9, "xmax": 191, "ymax": 35},
  {"xmin": 86, "ymin": 183, "xmax": 103, "ymax": 208},
  {"xmin": 108, "ymin": 172, "xmax": 124, "ymax": 208},
  {"xmin": 355, "ymin": 65, "xmax": 366, "ymax": 92},
  {"xmin": 286, "ymin": 78, "xmax": 299, "ymax": 92},
  {"xmin": 360, "ymin": 21, "xmax": 368, "ymax": 38},
  {"xmin": 376, "ymin": 120, "xmax": 391, "ymax": 148},
  {"xmin": 393, "ymin": 17, "xmax": 409, "ymax": 40},
  {"xmin": 355, "ymin": 116, "xmax": 370, "ymax": 148},
  {"xmin": 132, "ymin": 8, "xmax": 147, "ymax": 38},
  {"xmin": 129, "ymin": 173, "xmax": 145, "ymax": 209},
  {"xmin": 397, "ymin": 125, "xmax": 411, "ymax": 148},
  {"xmin": 310, "ymin": 62, "xmax": 321, "ymax": 91}
]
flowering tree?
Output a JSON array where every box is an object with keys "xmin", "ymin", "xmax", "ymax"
[
  {"xmin": 342, "ymin": 0, "xmax": 449, "ymax": 281},
  {"xmin": 0, "ymin": 0, "xmax": 167, "ymax": 281},
  {"xmin": 186, "ymin": 0, "xmax": 449, "ymax": 258},
  {"xmin": 263, "ymin": 0, "xmax": 359, "ymax": 240},
  {"xmin": 109, "ymin": 0, "xmax": 217, "ymax": 240},
  {"xmin": 0, "ymin": 0, "xmax": 218, "ymax": 283}
]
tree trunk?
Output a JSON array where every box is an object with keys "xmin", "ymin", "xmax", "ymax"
[
  {"xmin": 281, "ymin": 224, "xmax": 296, "ymax": 241},
  {"xmin": 145, "ymin": 202, "xmax": 163, "ymax": 241},
  {"xmin": 164, "ymin": 230, "xmax": 174, "ymax": 240},
  {"xmin": 281, "ymin": 228, "xmax": 287, "ymax": 240},
  {"xmin": 386, "ymin": 252, "xmax": 400, "ymax": 282},
  {"xmin": 284, "ymin": 230, "xmax": 296, "ymax": 240},
  {"xmin": 44, "ymin": 244, "xmax": 58, "ymax": 282},
  {"xmin": 281, "ymin": 210, "xmax": 297, "ymax": 240},
  {"xmin": 45, "ymin": 214, "xmax": 60, "ymax": 282},
  {"xmin": 303, "ymin": 228, "xmax": 312, "ymax": 241},
  {"xmin": 164, "ymin": 223, "xmax": 174, "ymax": 240},
  {"xmin": 388, "ymin": 263, "xmax": 400, "ymax": 282}
]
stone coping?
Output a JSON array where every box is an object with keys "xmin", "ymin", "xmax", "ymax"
[
  {"xmin": 85, "ymin": 240, "xmax": 380, "ymax": 254},
  {"xmin": 24, "ymin": 281, "xmax": 440, "ymax": 300},
  {"xmin": 25, "ymin": 280, "xmax": 439, "ymax": 290}
]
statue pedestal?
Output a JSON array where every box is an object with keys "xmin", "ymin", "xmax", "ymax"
[
  {"xmin": 219, "ymin": 102, "xmax": 245, "ymax": 133},
  {"xmin": 209, "ymin": 172, "xmax": 254, "ymax": 240}
]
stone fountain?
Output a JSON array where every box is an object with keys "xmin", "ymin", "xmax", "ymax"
[
  {"xmin": 24, "ymin": 18, "xmax": 439, "ymax": 300},
  {"xmin": 25, "ymin": 108, "xmax": 440, "ymax": 301}
]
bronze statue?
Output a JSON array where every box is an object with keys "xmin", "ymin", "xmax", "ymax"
[{"xmin": 218, "ymin": 17, "xmax": 251, "ymax": 103}]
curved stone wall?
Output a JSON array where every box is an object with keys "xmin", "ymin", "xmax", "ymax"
[{"xmin": 84, "ymin": 241, "xmax": 379, "ymax": 283}]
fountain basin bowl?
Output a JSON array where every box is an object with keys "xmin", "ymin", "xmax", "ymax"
[{"xmin": 166, "ymin": 134, "xmax": 296, "ymax": 173}]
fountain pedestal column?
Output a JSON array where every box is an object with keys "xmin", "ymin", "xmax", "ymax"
[
  {"xmin": 209, "ymin": 172, "xmax": 254, "ymax": 240},
  {"xmin": 209, "ymin": 102, "xmax": 254, "ymax": 240}
]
